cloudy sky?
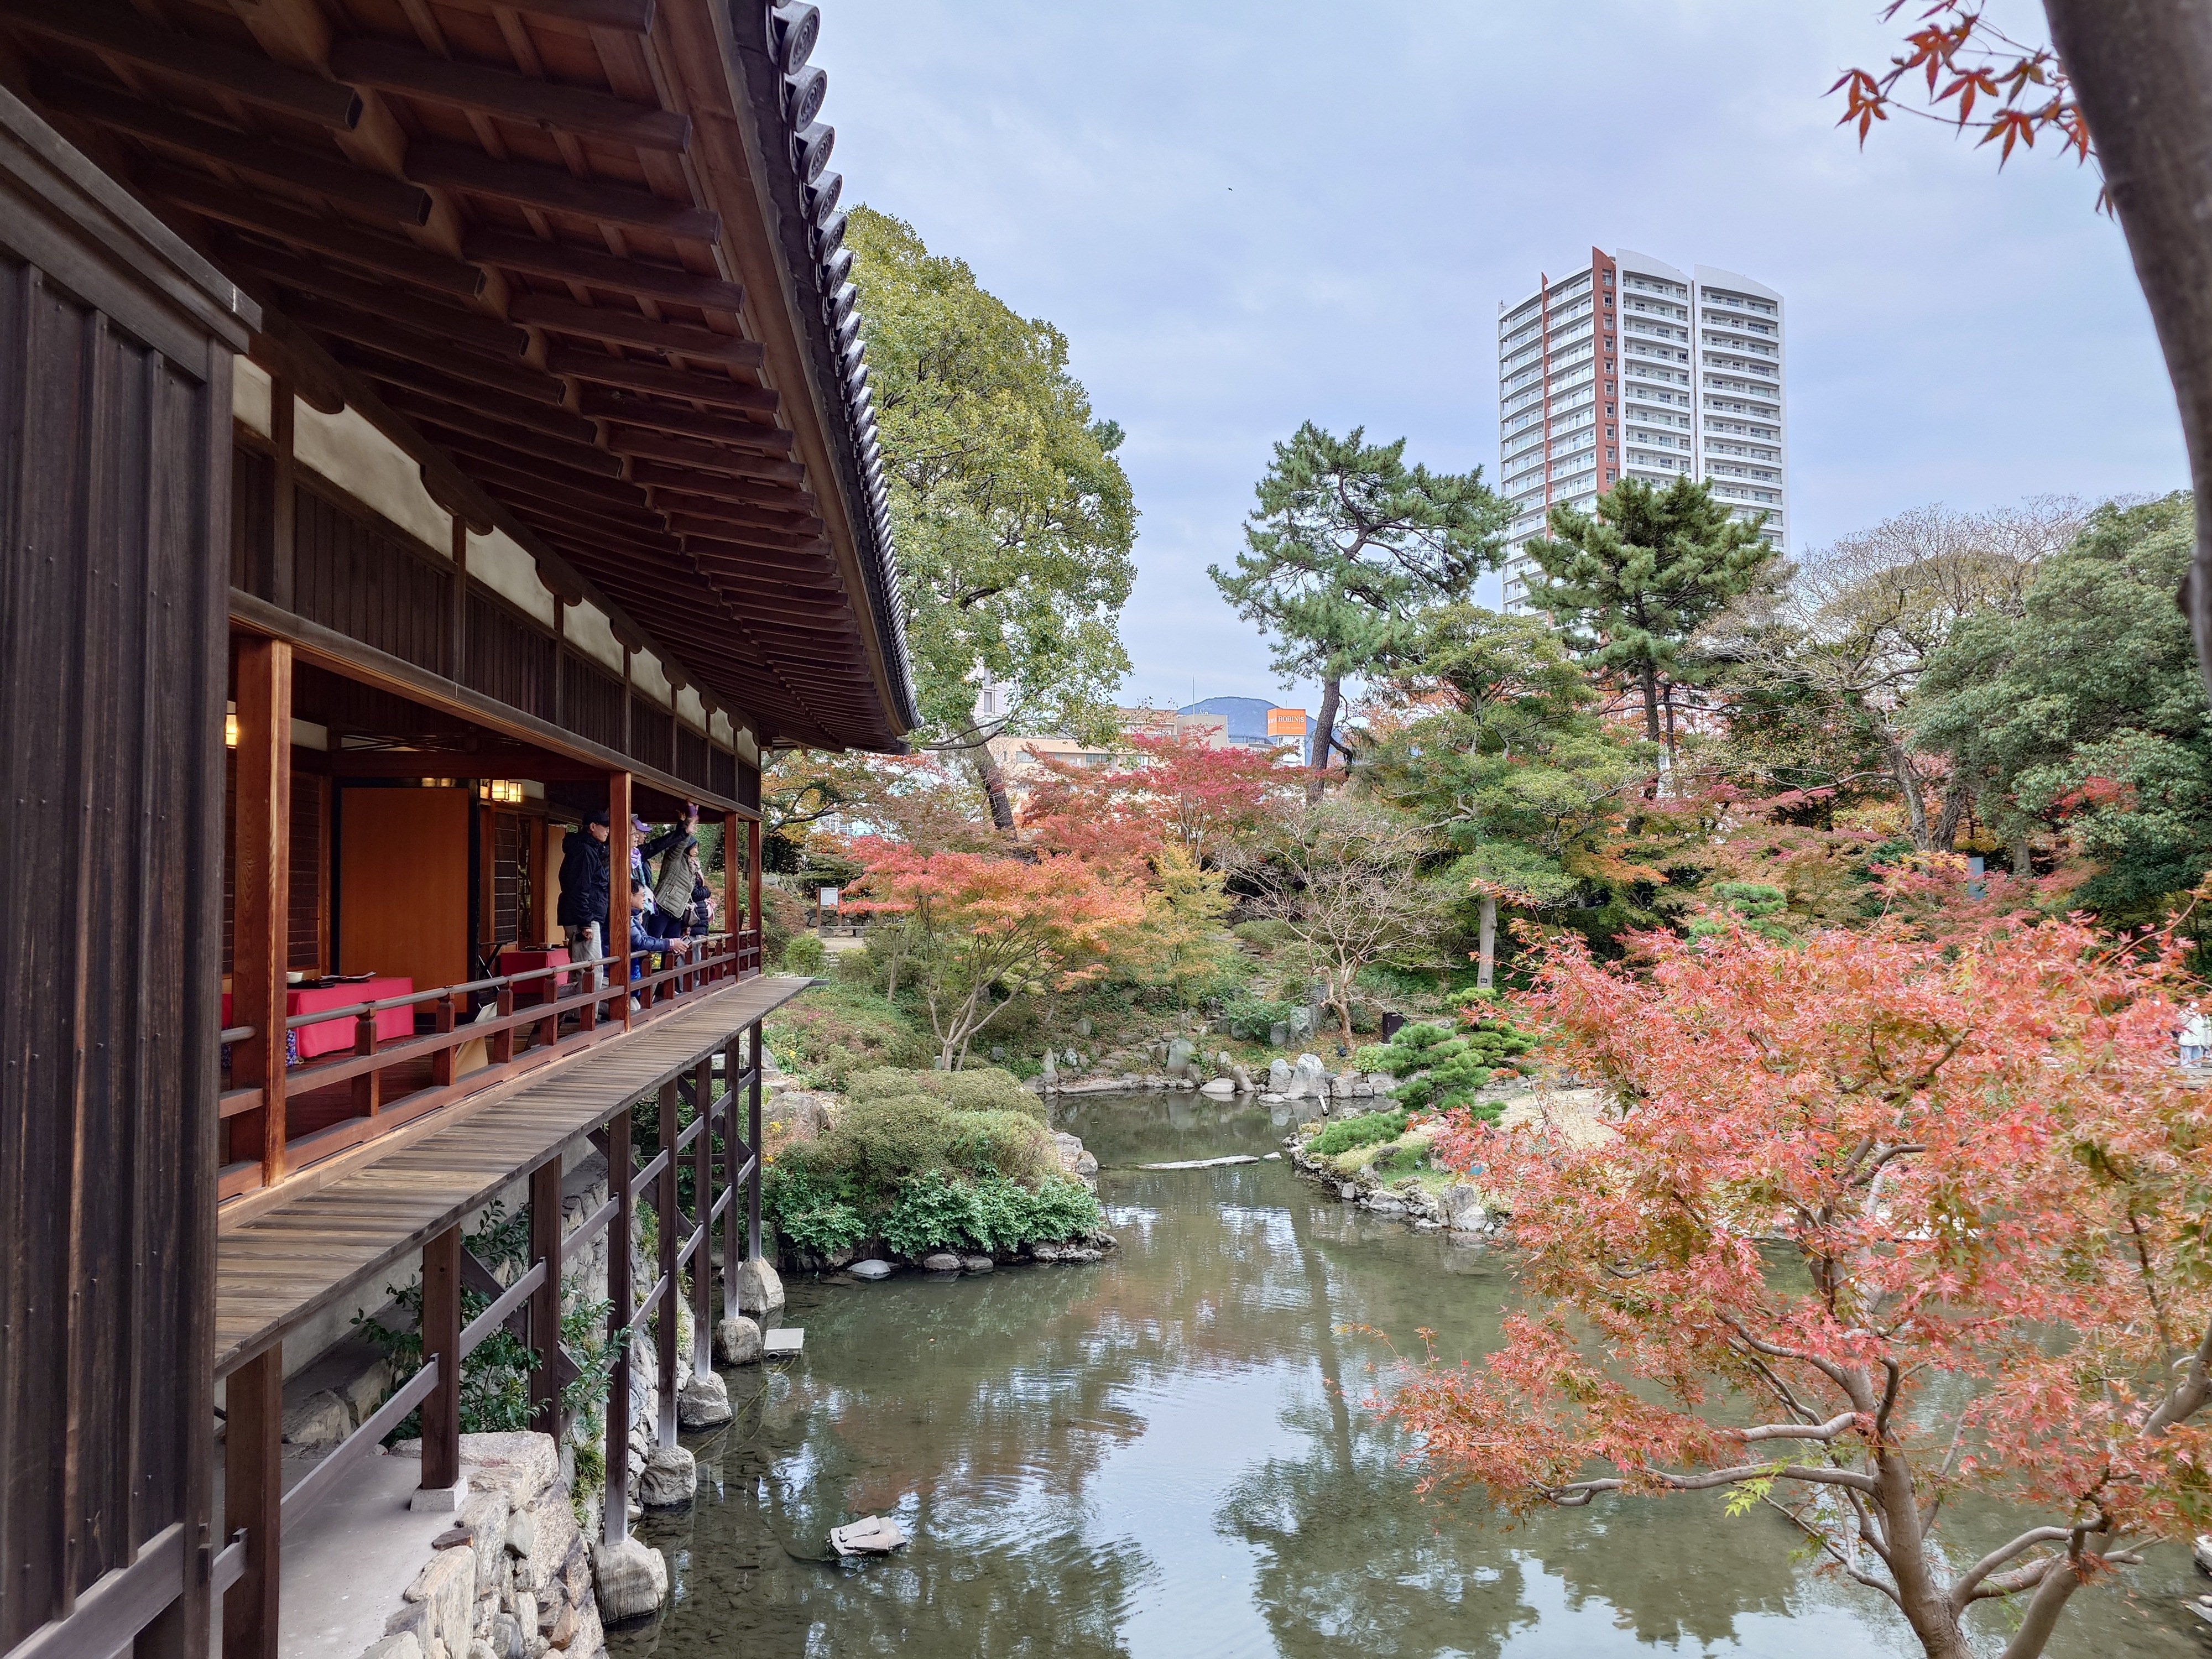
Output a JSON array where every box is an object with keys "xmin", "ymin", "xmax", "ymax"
[{"xmin": 817, "ymin": 0, "xmax": 2184, "ymax": 715}]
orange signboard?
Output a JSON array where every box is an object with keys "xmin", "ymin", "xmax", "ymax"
[{"xmin": 1266, "ymin": 707, "xmax": 1306, "ymax": 737}]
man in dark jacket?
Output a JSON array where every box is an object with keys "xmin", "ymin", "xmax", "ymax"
[{"xmin": 559, "ymin": 810, "xmax": 613, "ymax": 990}]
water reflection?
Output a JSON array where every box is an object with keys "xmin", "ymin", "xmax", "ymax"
[{"xmin": 617, "ymin": 1093, "xmax": 2202, "ymax": 1659}]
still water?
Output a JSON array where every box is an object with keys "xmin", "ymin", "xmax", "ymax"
[{"xmin": 618, "ymin": 1092, "xmax": 2204, "ymax": 1659}]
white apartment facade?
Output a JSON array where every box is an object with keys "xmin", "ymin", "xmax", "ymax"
[{"xmin": 1497, "ymin": 247, "xmax": 1789, "ymax": 609}]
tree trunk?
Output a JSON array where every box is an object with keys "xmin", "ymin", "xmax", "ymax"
[
  {"xmin": 1932, "ymin": 775, "xmax": 1971, "ymax": 852},
  {"xmin": 2044, "ymin": 0, "xmax": 2212, "ymax": 709},
  {"xmin": 2011, "ymin": 834, "xmax": 2034, "ymax": 878},
  {"xmin": 1999, "ymin": 1539, "xmax": 2109, "ymax": 1659},
  {"xmin": 1885, "ymin": 733, "xmax": 1933, "ymax": 851},
  {"xmin": 1639, "ymin": 664, "xmax": 1662, "ymax": 745},
  {"xmin": 1476, "ymin": 894, "xmax": 1498, "ymax": 991},
  {"xmin": 974, "ymin": 744, "xmax": 1016, "ymax": 832},
  {"xmin": 1308, "ymin": 675, "xmax": 1342, "ymax": 804}
]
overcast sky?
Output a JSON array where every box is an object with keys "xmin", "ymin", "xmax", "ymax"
[{"xmin": 817, "ymin": 0, "xmax": 2185, "ymax": 716}]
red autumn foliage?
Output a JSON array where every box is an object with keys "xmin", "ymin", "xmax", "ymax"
[
  {"xmin": 1831, "ymin": 3, "xmax": 2091, "ymax": 168},
  {"xmin": 1018, "ymin": 732, "xmax": 1301, "ymax": 869},
  {"xmin": 1381, "ymin": 917, "xmax": 2211, "ymax": 1659}
]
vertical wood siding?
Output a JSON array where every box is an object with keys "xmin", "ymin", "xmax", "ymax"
[
  {"xmin": 628, "ymin": 692, "xmax": 672, "ymax": 775},
  {"xmin": 0, "ymin": 245, "xmax": 230, "ymax": 1644},
  {"xmin": 293, "ymin": 482, "xmax": 451, "ymax": 677},
  {"xmin": 560, "ymin": 653, "xmax": 625, "ymax": 754},
  {"xmin": 465, "ymin": 591, "xmax": 555, "ymax": 723}
]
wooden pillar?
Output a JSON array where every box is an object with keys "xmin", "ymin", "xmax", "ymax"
[
  {"xmin": 691, "ymin": 1057, "xmax": 714, "ymax": 1379},
  {"xmin": 608, "ymin": 770, "xmax": 630, "ymax": 1029},
  {"xmin": 722, "ymin": 811, "xmax": 739, "ymax": 961},
  {"xmin": 268, "ymin": 378, "xmax": 295, "ymax": 611},
  {"xmin": 655, "ymin": 1078, "xmax": 679, "ymax": 1449},
  {"xmin": 747, "ymin": 1020, "xmax": 764, "ymax": 1261},
  {"xmin": 604, "ymin": 1107, "xmax": 633, "ymax": 1546},
  {"xmin": 233, "ymin": 636, "xmax": 291, "ymax": 1185},
  {"xmin": 528, "ymin": 1155, "xmax": 564, "ymax": 1439},
  {"xmin": 619, "ymin": 644, "xmax": 633, "ymax": 755},
  {"xmin": 721, "ymin": 1036, "xmax": 743, "ymax": 1330},
  {"xmin": 747, "ymin": 818, "xmax": 762, "ymax": 972},
  {"xmin": 221, "ymin": 1344, "xmax": 283, "ymax": 1659},
  {"xmin": 420, "ymin": 1224, "xmax": 463, "ymax": 1499}
]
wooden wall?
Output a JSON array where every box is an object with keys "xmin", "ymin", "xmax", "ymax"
[
  {"xmin": 0, "ymin": 87, "xmax": 251, "ymax": 1656},
  {"xmin": 337, "ymin": 786, "xmax": 470, "ymax": 994}
]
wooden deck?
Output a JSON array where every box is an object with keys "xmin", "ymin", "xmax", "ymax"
[{"xmin": 213, "ymin": 974, "xmax": 814, "ymax": 1377}]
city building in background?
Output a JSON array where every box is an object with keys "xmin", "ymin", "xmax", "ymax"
[
  {"xmin": 1497, "ymin": 247, "xmax": 1788, "ymax": 609},
  {"xmin": 1179, "ymin": 696, "xmax": 1315, "ymax": 764}
]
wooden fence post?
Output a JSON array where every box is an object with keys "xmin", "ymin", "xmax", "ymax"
[
  {"xmin": 222, "ymin": 1344, "xmax": 283, "ymax": 1659},
  {"xmin": 747, "ymin": 819, "xmax": 762, "ymax": 972},
  {"xmin": 748, "ymin": 1020, "xmax": 764, "ymax": 1261},
  {"xmin": 691, "ymin": 1057, "xmax": 714, "ymax": 1380},
  {"xmin": 419, "ymin": 1224, "xmax": 463, "ymax": 1504},
  {"xmin": 655, "ymin": 1078, "xmax": 679, "ymax": 1449},
  {"xmin": 721, "ymin": 1037, "xmax": 743, "ymax": 1329},
  {"xmin": 604, "ymin": 1107, "xmax": 633, "ymax": 1546},
  {"xmin": 233, "ymin": 636, "xmax": 291, "ymax": 1187},
  {"xmin": 609, "ymin": 771, "xmax": 631, "ymax": 1029},
  {"xmin": 529, "ymin": 1155, "xmax": 564, "ymax": 1439}
]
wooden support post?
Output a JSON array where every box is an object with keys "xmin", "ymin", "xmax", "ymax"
[
  {"xmin": 529, "ymin": 1155, "xmax": 564, "ymax": 1438},
  {"xmin": 604, "ymin": 1106, "xmax": 633, "ymax": 1546},
  {"xmin": 747, "ymin": 1020, "xmax": 764, "ymax": 1261},
  {"xmin": 432, "ymin": 994, "xmax": 457, "ymax": 1086},
  {"xmin": 655, "ymin": 1077, "xmax": 679, "ymax": 1448},
  {"xmin": 420, "ymin": 1224, "xmax": 463, "ymax": 1498},
  {"xmin": 269, "ymin": 378, "xmax": 295, "ymax": 611},
  {"xmin": 691, "ymin": 1057, "xmax": 713, "ymax": 1379},
  {"xmin": 351, "ymin": 1008, "xmax": 380, "ymax": 1119},
  {"xmin": 721, "ymin": 1036, "xmax": 742, "ymax": 1329},
  {"xmin": 721, "ymin": 811, "xmax": 738, "ymax": 960},
  {"xmin": 222, "ymin": 1344, "xmax": 283, "ymax": 1659},
  {"xmin": 233, "ymin": 636, "xmax": 291, "ymax": 1185},
  {"xmin": 747, "ymin": 817, "xmax": 762, "ymax": 973},
  {"xmin": 492, "ymin": 980, "xmax": 515, "ymax": 1063},
  {"xmin": 608, "ymin": 771, "xmax": 630, "ymax": 1029}
]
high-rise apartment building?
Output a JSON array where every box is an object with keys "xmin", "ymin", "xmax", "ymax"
[{"xmin": 1496, "ymin": 247, "xmax": 1788, "ymax": 609}]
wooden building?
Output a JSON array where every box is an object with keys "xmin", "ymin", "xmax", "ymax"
[{"xmin": 0, "ymin": 2, "xmax": 910, "ymax": 1653}]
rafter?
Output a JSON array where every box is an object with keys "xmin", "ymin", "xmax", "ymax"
[
  {"xmin": 145, "ymin": 166, "xmax": 483, "ymax": 296},
  {"xmin": 508, "ymin": 293, "xmax": 763, "ymax": 366},
  {"xmin": 405, "ymin": 143, "xmax": 718, "ymax": 241},
  {"xmin": 327, "ymin": 38, "xmax": 689, "ymax": 152},
  {"xmin": 219, "ymin": 241, "xmax": 526, "ymax": 358},
  {"xmin": 467, "ymin": 231, "xmax": 744, "ymax": 312}
]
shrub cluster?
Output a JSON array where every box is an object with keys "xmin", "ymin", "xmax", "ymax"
[
  {"xmin": 1355, "ymin": 997, "xmax": 1534, "ymax": 1120},
  {"xmin": 844, "ymin": 1065, "xmax": 1044, "ymax": 1118},
  {"xmin": 782, "ymin": 933, "xmax": 827, "ymax": 976},
  {"xmin": 1306, "ymin": 1108, "xmax": 1409, "ymax": 1159}
]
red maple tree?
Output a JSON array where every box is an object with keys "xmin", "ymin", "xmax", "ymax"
[
  {"xmin": 1382, "ymin": 917, "xmax": 2211, "ymax": 1659},
  {"xmin": 1019, "ymin": 731, "xmax": 1299, "ymax": 869}
]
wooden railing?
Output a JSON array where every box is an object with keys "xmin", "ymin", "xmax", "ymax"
[
  {"xmin": 219, "ymin": 928, "xmax": 766, "ymax": 1205},
  {"xmin": 224, "ymin": 1024, "xmax": 770, "ymax": 1659}
]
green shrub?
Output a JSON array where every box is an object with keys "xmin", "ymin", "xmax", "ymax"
[
  {"xmin": 782, "ymin": 933, "xmax": 827, "ymax": 976},
  {"xmin": 833, "ymin": 944, "xmax": 878, "ymax": 987},
  {"xmin": 1217, "ymin": 990, "xmax": 1300, "ymax": 1042},
  {"xmin": 787, "ymin": 1095, "xmax": 1055, "ymax": 1192},
  {"xmin": 765, "ymin": 1165, "xmax": 870, "ymax": 1254},
  {"xmin": 1232, "ymin": 919, "xmax": 1296, "ymax": 953},
  {"xmin": 764, "ymin": 983, "xmax": 930, "ymax": 1086},
  {"xmin": 1354, "ymin": 998, "xmax": 1535, "ymax": 1119},
  {"xmin": 880, "ymin": 1171, "xmax": 1103, "ymax": 1256},
  {"xmin": 1307, "ymin": 1109, "xmax": 1408, "ymax": 1159},
  {"xmin": 844, "ymin": 1065, "xmax": 1041, "ymax": 1118}
]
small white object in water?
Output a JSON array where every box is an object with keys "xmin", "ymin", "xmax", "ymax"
[
  {"xmin": 1262, "ymin": 1152, "xmax": 1281, "ymax": 1161},
  {"xmin": 1136, "ymin": 1155, "xmax": 1261, "ymax": 1171},
  {"xmin": 829, "ymin": 1516, "xmax": 907, "ymax": 1556}
]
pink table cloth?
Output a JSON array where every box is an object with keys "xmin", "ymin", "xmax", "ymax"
[{"xmin": 223, "ymin": 978, "xmax": 415, "ymax": 1062}]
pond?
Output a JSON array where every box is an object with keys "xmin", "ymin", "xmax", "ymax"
[{"xmin": 614, "ymin": 1091, "xmax": 2205, "ymax": 1659}]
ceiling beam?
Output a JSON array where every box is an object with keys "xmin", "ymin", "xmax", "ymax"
[
  {"xmin": 291, "ymin": 301, "xmax": 566, "ymax": 404},
  {"xmin": 508, "ymin": 293, "xmax": 763, "ymax": 366},
  {"xmin": 345, "ymin": 352, "xmax": 601, "ymax": 442},
  {"xmin": 327, "ymin": 37, "xmax": 689, "ymax": 153},
  {"xmin": 405, "ymin": 143, "xmax": 718, "ymax": 242},
  {"xmin": 145, "ymin": 166, "xmax": 483, "ymax": 297},
  {"xmin": 598, "ymin": 421, "xmax": 804, "ymax": 482},
  {"xmin": 466, "ymin": 231, "xmax": 744, "ymax": 314},
  {"xmin": 40, "ymin": 75, "xmax": 430, "ymax": 224},
  {"xmin": 220, "ymin": 240, "xmax": 526, "ymax": 358},
  {"xmin": 387, "ymin": 397, "xmax": 624, "ymax": 478},
  {"xmin": 547, "ymin": 347, "xmax": 776, "ymax": 413},
  {"xmin": 625, "ymin": 460, "xmax": 810, "ymax": 510},
  {"xmin": 417, "ymin": 0, "xmax": 656, "ymax": 30},
  {"xmin": 0, "ymin": 0, "xmax": 363, "ymax": 128}
]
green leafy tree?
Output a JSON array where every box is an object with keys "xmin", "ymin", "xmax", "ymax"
[
  {"xmin": 1363, "ymin": 605, "xmax": 1646, "ymax": 986},
  {"xmin": 1525, "ymin": 476, "xmax": 1782, "ymax": 759},
  {"xmin": 849, "ymin": 208, "xmax": 1137, "ymax": 826},
  {"xmin": 1914, "ymin": 494, "xmax": 2212, "ymax": 926},
  {"xmin": 1210, "ymin": 424, "xmax": 1507, "ymax": 801}
]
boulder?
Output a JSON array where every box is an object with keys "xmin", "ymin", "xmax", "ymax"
[
  {"xmin": 2195, "ymin": 1533, "xmax": 2212, "ymax": 1574},
  {"xmin": 1329, "ymin": 1071, "xmax": 1357, "ymax": 1099},
  {"xmin": 281, "ymin": 1389, "xmax": 351, "ymax": 1448},
  {"xmin": 361, "ymin": 1636, "xmax": 424, "ymax": 1659},
  {"xmin": 1165, "ymin": 1037, "xmax": 1196, "ymax": 1076},
  {"xmin": 591, "ymin": 1536, "xmax": 668, "ymax": 1624},
  {"xmin": 1051, "ymin": 1132, "xmax": 1098, "ymax": 1181},
  {"xmin": 736, "ymin": 1255, "xmax": 785, "ymax": 1315},
  {"xmin": 638, "ymin": 1444, "xmax": 696, "ymax": 1509},
  {"xmin": 1198, "ymin": 1077, "xmax": 1235, "ymax": 1098},
  {"xmin": 1367, "ymin": 1072, "xmax": 1399, "ymax": 1093},
  {"xmin": 1269, "ymin": 1021, "xmax": 1290, "ymax": 1048},
  {"xmin": 768, "ymin": 1090, "xmax": 831, "ymax": 1144},
  {"xmin": 1267, "ymin": 1057, "xmax": 1292, "ymax": 1094},
  {"xmin": 504, "ymin": 1511, "xmax": 535, "ymax": 1561},
  {"xmin": 1336, "ymin": 1182, "xmax": 1358, "ymax": 1201},
  {"xmin": 715, "ymin": 1315, "xmax": 762, "ymax": 1365},
  {"xmin": 921, "ymin": 1251, "xmax": 963, "ymax": 1274},
  {"xmin": 490, "ymin": 1613, "xmax": 526, "ymax": 1659},
  {"xmin": 1441, "ymin": 1184, "xmax": 1488, "ymax": 1232},
  {"xmin": 960, "ymin": 1255, "xmax": 994, "ymax": 1274},
  {"xmin": 849, "ymin": 1259, "xmax": 893, "ymax": 1281},
  {"xmin": 677, "ymin": 1371, "xmax": 732, "ymax": 1430},
  {"xmin": 403, "ymin": 1545, "xmax": 476, "ymax": 1653},
  {"xmin": 1364, "ymin": 1196, "xmax": 1408, "ymax": 1216},
  {"xmin": 1291, "ymin": 1053, "xmax": 1328, "ymax": 1100}
]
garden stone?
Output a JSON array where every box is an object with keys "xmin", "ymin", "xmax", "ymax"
[
  {"xmin": 1199, "ymin": 1077, "xmax": 1235, "ymax": 1098},
  {"xmin": 1367, "ymin": 1072, "xmax": 1397, "ymax": 1092},
  {"xmin": 281, "ymin": 1389, "xmax": 351, "ymax": 1447},
  {"xmin": 1337, "ymin": 1182, "xmax": 1359, "ymax": 1201},
  {"xmin": 1063, "ymin": 1047, "xmax": 1081, "ymax": 1067},
  {"xmin": 1291, "ymin": 1053, "xmax": 1328, "ymax": 1099},
  {"xmin": 736, "ymin": 1255, "xmax": 785, "ymax": 1315},
  {"xmin": 1352, "ymin": 1082, "xmax": 1374, "ymax": 1098},
  {"xmin": 961, "ymin": 1255, "xmax": 994, "ymax": 1273},
  {"xmin": 850, "ymin": 1259, "xmax": 893, "ymax": 1281},
  {"xmin": 1269, "ymin": 1021, "xmax": 1289, "ymax": 1047},
  {"xmin": 1166, "ymin": 1037, "xmax": 1196, "ymax": 1076},
  {"xmin": 361, "ymin": 1636, "xmax": 424, "ymax": 1659},
  {"xmin": 638, "ymin": 1445, "xmax": 696, "ymax": 1509},
  {"xmin": 922, "ymin": 1252, "xmax": 963, "ymax": 1273},
  {"xmin": 1267, "ymin": 1057, "xmax": 1292, "ymax": 1093},
  {"xmin": 1364, "ymin": 1196, "xmax": 1408, "ymax": 1216},
  {"xmin": 2195, "ymin": 1533, "xmax": 2212, "ymax": 1573},
  {"xmin": 1442, "ymin": 1184, "xmax": 1488, "ymax": 1232},
  {"xmin": 1074, "ymin": 1016, "xmax": 1094, "ymax": 1037},
  {"xmin": 677, "ymin": 1371, "xmax": 732, "ymax": 1430},
  {"xmin": 491, "ymin": 1613, "xmax": 525, "ymax": 1659},
  {"xmin": 591, "ymin": 1537, "xmax": 668, "ymax": 1624},
  {"xmin": 715, "ymin": 1315, "xmax": 762, "ymax": 1365}
]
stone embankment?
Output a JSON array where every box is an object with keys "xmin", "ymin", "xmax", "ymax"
[{"xmin": 366, "ymin": 1432, "xmax": 604, "ymax": 1659}]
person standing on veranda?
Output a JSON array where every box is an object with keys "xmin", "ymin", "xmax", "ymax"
[{"xmin": 558, "ymin": 808, "xmax": 613, "ymax": 991}]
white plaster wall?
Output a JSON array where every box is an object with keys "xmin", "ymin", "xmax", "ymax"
[
  {"xmin": 630, "ymin": 649, "xmax": 671, "ymax": 709},
  {"xmin": 466, "ymin": 527, "xmax": 556, "ymax": 626},
  {"xmin": 565, "ymin": 601, "xmax": 623, "ymax": 673},
  {"xmin": 232, "ymin": 354, "xmax": 272, "ymax": 437},
  {"xmin": 294, "ymin": 399, "xmax": 453, "ymax": 556},
  {"xmin": 676, "ymin": 686, "xmax": 706, "ymax": 732}
]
